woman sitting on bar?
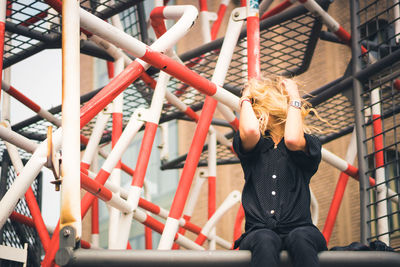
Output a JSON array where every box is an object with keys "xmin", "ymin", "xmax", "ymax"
[{"xmin": 233, "ymin": 74, "xmax": 327, "ymax": 267}]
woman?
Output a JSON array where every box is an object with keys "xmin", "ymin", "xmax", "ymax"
[{"xmin": 233, "ymin": 75, "xmax": 327, "ymax": 267}]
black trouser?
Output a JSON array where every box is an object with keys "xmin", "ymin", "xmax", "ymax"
[{"xmin": 239, "ymin": 226, "xmax": 327, "ymax": 267}]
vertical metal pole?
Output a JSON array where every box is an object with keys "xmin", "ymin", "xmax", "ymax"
[
  {"xmin": 137, "ymin": 1, "xmax": 149, "ymax": 45},
  {"xmin": 0, "ymin": 0, "xmax": 6, "ymax": 106},
  {"xmin": 208, "ymin": 128, "xmax": 217, "ymax": 250},
  {"xmin": 60, "ymin": 0, "xmax": 81, "ymax": 240},
  {"xmin": 350, "ymin": 0, "xmax": 369, "ymax": 244},
  {"xmin": 0, "ymin": 150, "xmax": 9, "ymax": 245},
  {"xmin": 246, "ymin": 0, "xmax": 260, "ymax": 79},
  {"xmin": 394, "ymin": 0, "xmax": 400, "ymax": 43}
]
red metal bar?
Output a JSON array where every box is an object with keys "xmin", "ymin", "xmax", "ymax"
[
  {"xmin": 145, "ymin": 223, "xmax": 153, "ymax": 249},
  {"xmin": 19, "ymin": 11, "xmax": 48, "ymax": 27},
  {"xmin": 140, "ymin": 50, "xmax": 218, "ymax": 97},
  {"xmin": 210, "ymin": 2, "xmax": 227, "ymax": 40},
  {"xmin": 91, "ymin": 198, "xmax": 99, "ymax": 235},
  {"xmin": 112, "ymin": 114, "xmax": 123, "ymax": 170},
  {"xmin": 199, "ymin": 0, "xmax": 208, "ymax": 11},
  {"xmin": 169, "ymin": 96, "xmax": 218, "ymax": 220},
  {"xmin": 372, "ymin": 115, "xmax": 384, "ymax": 168},
  {"xmin": 247, "ymin": 5, "xmax": 261, "ymax": 79},
  {"xmin": 132, "ymin": 122, "xmax": 158, "ymax": 187},
  {"xmin": 322, "ymin": 172, "xmax": 350, "ymax": 245},
  {"xmin": 107, "ymin": 61, "xmax": 115, "ymax": 80},
  {"xmin": 195, "ymin": 233, "xmax": 208, "ymax": 245},
  {"xmin": 81, "ymin": 240, "xmax": 91, "ymax": 249},
  {"xmin": 10, "ymin": 211, "xmax": 35, "ymax": 228},
  {"xmin": 150, "ymin": 6, "xmax": 167, "ymax": 38},
  {"xmin": 81, "ymin": 172, "xmax": 113, "ymax": 202},
  {"xmin": 261, "ymin": 0, "xmax": 293, "ymax": 20},
  {"xmin": 25, "ymin": 187, "xmax": 51, "ymax": 252},
  {"xmin": 208, "ymin": 176, "xmax": 216, "ymax": 218},
  {"xmin": 5, "ymin": 85, "xmax": 42, "ymax": 112},
  {"xmin": 41, "ymin": 223, "xmax": 60, "ymax": 266},
  {"xmin": 80, "ymin": 61, "xmax": 145, "ymax": 128}
]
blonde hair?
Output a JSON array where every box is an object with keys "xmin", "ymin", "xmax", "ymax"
[{"xmin": 244, "ymin": 74, "xmax": 325, "ymax": 139}]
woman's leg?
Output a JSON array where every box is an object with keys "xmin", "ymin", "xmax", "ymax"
[
  {"xmin": 239, "ymin": 228, "xmax": 282, "ymax": 267},
  {"xmin": 284, "ymin": 226, "xmax": 327, "ymax": 267}
]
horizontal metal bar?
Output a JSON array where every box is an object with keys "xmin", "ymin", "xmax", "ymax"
[
  {"xmin": 60, "ymin": 250, "xmax": 400, "ymax": 267},
  {"xmin": 5, "ymin": 21, "xmax": 59, "ymax": 43},
  {"xmin": 80, "ymin": 40, "xmax": 114, "ymax": 61}
]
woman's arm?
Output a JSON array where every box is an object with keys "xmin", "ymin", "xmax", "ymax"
[
  {"xmin": 283, "ymin": 79, "xmax": 306, "ymax": 151},
  {"xmin": 239, "ymin": 87, "xmax": 262, "ymax": 152}
]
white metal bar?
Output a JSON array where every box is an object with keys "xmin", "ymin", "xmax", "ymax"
[
  {"xmin": 200, "ymin": 191, "xmax": 241, "ymax": 237},
  {"xmin": 60, "ymin": 0, "xmax": 81, "ymax": 238}
]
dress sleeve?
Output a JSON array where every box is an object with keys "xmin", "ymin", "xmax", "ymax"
[
  {"xmin": 287, "ymin": 133, "xmax": 322, "ymax": 176},
  {"xmin": 232, "ymin": 130, "xmax": 263, "ymax": 162}
]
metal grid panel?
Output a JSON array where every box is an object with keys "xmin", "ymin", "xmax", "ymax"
[
  {"xmin": 362, "ymin": 68, "xmax": 400, "ymax": 250},
  {"xmin": 4, "ymin": 0, "xmax": 143, "ymax": 67},
  {"xmin": 357, "ymin": 0, "xmax": 400, "ymax": 251},
  {"xmin": 1, "ymin": 156, "xmax": 42, "ymax": 266},
  {"xmin": 307, "ymin": 92, "xmax": 355, "ymax": 138},
  {"xmin": 358, "ymin": 0, "xmax": 400, "ymax": 66},
  {"xmin": 10, "ymin": 2, "xmax": 333, "ymax": 170}
]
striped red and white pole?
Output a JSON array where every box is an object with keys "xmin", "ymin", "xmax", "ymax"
[
  {"xmin": 0, "ymin": 0, "xmax": 6, "ymax": 103},
  {"xmin": 91, "ymin": 197, "xmax": 99, "ymax": 247},
  {"xmin": 82, "ymin": 171, "xmax": 204, "ymax": 250},
  {"xmin": 172, "ymin": 170, "xmax": 207, "ymax": 249},
  {"xmin": 1, "ymin": 81, "xmax": 61, "ymax": 127},
  {"xmin": 80, "ymin": 172, "xmax": 133, "ymax": 214},
  {"xmin": 143, "ymin": 182, "xmax": 153, "ymax": 249},
  {"xmin": 133, "ymin": 208, "xmax": 205, "ymax": 250},
  {"xmin": 370, "ymin": 88, "xmax": 389, "ymax": 244},
  {"xmin": 208, "ymin": 128, "xmax": 217, "ymax": 249},
  {"xmin": 117, "ymin": 71, "xmax": 170, "ymax": 249},
  {"xmin": 158, "ymin": 96, "xmax": 220, "ymax": 250},
  {"xmin": 322, "ymin": 129, "xmax": 357, "ymax": 245},
  {"xmin": 108, "ymin": 57, "xmax": 125, "ymax": 249},
  {"xmin": 246, "ymin": 0, "xmax": 261, "ymax": 79},
  {"xmin": 322, "ymin": 147, "xmax": 398, "ymax": 204}
]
